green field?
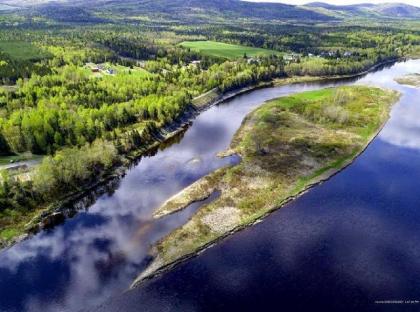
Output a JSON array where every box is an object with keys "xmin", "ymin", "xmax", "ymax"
[
  {"xmin": 86, "ymin": 62, "xmax": 152, "ymax": 79},
  {"xmin": 180, "ymin": 41, "xmax": 281, "ymax": 59},
  {"xmin": 0, "ymin": 41, "xmax": 51, "ymax": 61},
  {"xmin": 114, "ymin": 64, "xmax": 151, "ymax": 78}
]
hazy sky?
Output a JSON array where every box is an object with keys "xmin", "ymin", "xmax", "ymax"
[{"xmin": 246, "ymin": 0, "xmax": 420, "ymax": 6}]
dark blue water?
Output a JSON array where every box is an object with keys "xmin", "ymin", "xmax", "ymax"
[
  {"xmin": 1, "ymin": 60, "xmax": 420, "ymax": 312},
  {"xmin": 94, "ymin": 139, "xmax": 420, "ymax": 312}
]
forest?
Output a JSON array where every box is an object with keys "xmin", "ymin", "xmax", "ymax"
[{"xmin": 0, "ymin": 3, "xmax": 420, "ymax": 242}]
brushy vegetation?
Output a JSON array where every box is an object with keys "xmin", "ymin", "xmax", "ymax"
[
  {"xmin": 180, "ymin": 41, "xmax": 281, "ymax": 59},
  {"xmin": 395, "ymin": 73, "xmax": 420, "ymax": 87},
  {"xmin": 143, "ymin": 86, "xmax": 400, "ymax": 281},
  {"xmin": 0, "ymin": 139, "xmax": 118, "ymax": 242}
]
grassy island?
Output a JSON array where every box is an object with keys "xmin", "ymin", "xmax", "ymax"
[
  {"xmin": 134, "ymin": 85, "xmax": 400, "ymax": 286},
  {"xmin": 395, "ymin": 73, "xmax": 420, "ymax": 87}
]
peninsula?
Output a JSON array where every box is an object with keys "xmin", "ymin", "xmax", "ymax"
[{"xmin": 134, "ymin": 85, "xmax": 400, "ymax": 286}]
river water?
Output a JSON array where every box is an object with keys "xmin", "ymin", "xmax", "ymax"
[{"xmin": 1, "ymin": 60, "xmax": 420, "ymax": 312}]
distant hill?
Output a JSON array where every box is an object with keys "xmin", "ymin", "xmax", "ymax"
[
  {"xmin": 1, "ymin": 0, "xmax": 66, "ymax": 5},
  {"xmin": 304, "ymin": 2, "xmax": 420, "ymax": 19},
  {"xmin": 3, "ymin": 0, "xmax": 420, "ymax": 22},
  {"xmin": 0, "ymin": 3, "xmax": 20, "ymax": 11},
  {"xmin": 3, "ymin": 0, "xmax": 335, "ymax": 22},
  {"xmin": 305, "ymin": 2, "xmax": 374, "ymax": 10},
  {"xmin": 375, "ymin": 3, "xmax": 420, "ymax": 18},
  {"xmin": 80, "ymin": 0, "xmax": 335, "ymax": 21}
]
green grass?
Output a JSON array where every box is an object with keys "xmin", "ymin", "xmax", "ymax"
[
  {"xmin": 0, "ymin": 41, "xmax": 51, "ymax": 61},
  {"xmin": 180, "ymin": 40, "xmax": 281, "ymax": 59},
  {"xmin": 0, "ymin": 209, "xmax": 24, "ymax": 242},
  {"xmin": 0, "ymin": 207, "xmax": 47, "ymax": 245},
  {"xmin": 119, "ymin": 66, "xmax": 151, "ymax": 78},
  {"xmin": 87, "ymin": 62, "xmax": 152, "ymax": 78},
  {"xmin": 0, "ymin": 228, "xmax": 19, "ymax": 241},
  {"xmin": 106, "ymin": 63, "xmax": 151, "ymax": 77}
]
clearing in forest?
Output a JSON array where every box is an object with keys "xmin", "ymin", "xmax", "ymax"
[
  {"xmin": 180, "ymin": 40, "xmax": 280, "ymax": 59},
  {"xmin": 0, "ymin": 41, "xmax": 51, "ymax": 61}
]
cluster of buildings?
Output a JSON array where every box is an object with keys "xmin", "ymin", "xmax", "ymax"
[
  {"xmin": 320, "ymin": 51, "xmax": 353, "ymax": 58},
  {"xmin": 282, "ymin": 50, "xmax": 354, "ymax": 63},
  {"xmin": 86, "ymin": 63, "xmax": 117, "ymax": 75}
]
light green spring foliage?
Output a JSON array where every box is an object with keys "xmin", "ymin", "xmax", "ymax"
[
  {"xmin": 33, "ymin": 139, "xmax": 117, "ymax": 196},
  {"xmin": 0, "ymin": 57, "xmax": 284, "ymax": 155}
]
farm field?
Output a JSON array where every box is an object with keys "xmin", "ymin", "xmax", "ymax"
[
  {"xmin": 180, "ymin": 40, "xmax": 281, "ymax": 59},
  {"xmin": 0, "ymin": 41, "xmax": 50, "ymax": 61}
]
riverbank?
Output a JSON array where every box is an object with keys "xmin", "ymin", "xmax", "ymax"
[
  {"xmin": 275, "ymin": 58, "xmax": 403, "ymax": 87},
  {"xmin": 132, "ymin": 85, "xmax": 400, "ymax": 287},
  {"xmin": 0, "ymin": 118, "xmax": 193, "ymax": 250},
  {"xmin": 0, "ymin": 59, "xmax": 401, "ymax": 250},
  {"xmin": 192, "ymin": 59, "xmax": 402, "ymax": 110},
  {"xmin": 0, "ymin": 80, "xmax": 303, "ymax": 249}
]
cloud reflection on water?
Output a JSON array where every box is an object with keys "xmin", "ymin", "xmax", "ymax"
[
  {"xmin": 2, "ymin": 81, "xmax": 315, "ymax": 312},
  {"xmin": 359, "ymin": 59, "xmax": 420, "ymax": 151}
]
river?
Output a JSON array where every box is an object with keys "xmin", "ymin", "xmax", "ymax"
[{"xmin": 1, "ymin": 60, "xmax": 420, "ymax": 312}]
